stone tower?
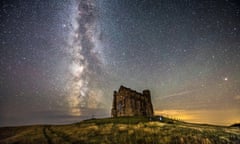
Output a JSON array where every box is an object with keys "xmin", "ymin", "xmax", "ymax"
[{"xmin": 111, "ymin": 86, "xmax": 154, "ymax": 117}]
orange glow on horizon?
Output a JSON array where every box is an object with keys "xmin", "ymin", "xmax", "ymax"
[{"xmin": 154, "ymin": 109, "xmax": 240, "ymax": 126}]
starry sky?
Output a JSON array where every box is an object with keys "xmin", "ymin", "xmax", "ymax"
[{"xmin": 0, "ymin": 0, "xmax": 239, "ymax": 126}]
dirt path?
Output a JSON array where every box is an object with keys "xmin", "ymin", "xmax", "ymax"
[
  {"xmin": 42, "ymin": 126, "xmax": 71, "ymax": 144},
  {"xmin": 43, "ymin": 126, "xmax": 54, "ymax": 144}
]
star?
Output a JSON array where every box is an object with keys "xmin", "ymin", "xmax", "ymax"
[{"xmin": 0, "ymin": 0, "xmax": 239, "ymax": 126}]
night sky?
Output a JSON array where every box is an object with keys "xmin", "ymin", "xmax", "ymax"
[{"xmin": 0, "ymin": 0, "xmax": 239, "ymax": 126}]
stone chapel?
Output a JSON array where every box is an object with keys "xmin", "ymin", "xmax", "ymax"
[{"xmin": 111, "ymin": 86, "xmax": 154, "ymax": 117}]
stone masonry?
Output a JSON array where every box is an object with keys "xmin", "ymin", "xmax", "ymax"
[{"xmin": 111, "ymin": 85, "xmax": 154, "ymax": 117}]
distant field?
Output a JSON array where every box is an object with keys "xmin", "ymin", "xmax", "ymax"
[{"xmin": 0, "ymin": 116, "xmax": 240, "ymax": 144}]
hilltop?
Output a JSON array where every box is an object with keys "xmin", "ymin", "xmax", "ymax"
[{"xmin": 0, "ymin": 116, "xmax": 240, "ymax": 144}]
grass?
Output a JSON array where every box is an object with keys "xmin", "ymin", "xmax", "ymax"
[{"xmin": 0, "ymin": 116, "xmax": 240, "ymax": 144}]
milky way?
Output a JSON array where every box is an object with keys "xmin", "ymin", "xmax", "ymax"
[
  {"xmin": 65, "ymin": 0, "xmax": 110, "ymax": 117},
  {"xmin": 66, "ymin": 0, "xmax": 95, "ymax": 116},
  {"xmin": 0, "ymin": 0, "xmax": 240, "ymax": 126}
]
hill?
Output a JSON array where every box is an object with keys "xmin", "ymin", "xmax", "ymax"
[{"xmin": 0, "ymin": 116, "xmax": 240, "ymax": 144}]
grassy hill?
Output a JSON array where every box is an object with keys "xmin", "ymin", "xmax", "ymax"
[{"xmin": 0, "ymin": 116, "xmax": 240, "ymax": 144}]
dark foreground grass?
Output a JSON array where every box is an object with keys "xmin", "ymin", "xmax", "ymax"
[{"xmin": 0, "ymin": 116, "xmax": 240, "ymax": 144}]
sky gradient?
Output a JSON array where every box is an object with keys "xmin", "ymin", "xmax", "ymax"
[{"xmin": 0, "ymin": 0, "xmax": 240, "ymax": 126}]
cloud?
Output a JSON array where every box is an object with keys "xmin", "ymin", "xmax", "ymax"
[
  {"xmin": 0, "ymin": 108, "xmax": 109, "ymax": 127},
  {"xmin": 234, "ymin": 95, "xmax": 240, "ymax": 101},
  {"xmin": 158, "ymin": 90, "xmax": 195, "ymax": 99}
]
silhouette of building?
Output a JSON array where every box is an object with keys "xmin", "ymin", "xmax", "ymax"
[{"xmin": 111, "ymin": 86, "xmax": 154, "ymax": 117}]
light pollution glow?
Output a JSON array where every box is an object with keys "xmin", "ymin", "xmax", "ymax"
[{"xmin": 155, "ymin": 109, "xmax": 240, "ymax": 126}]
